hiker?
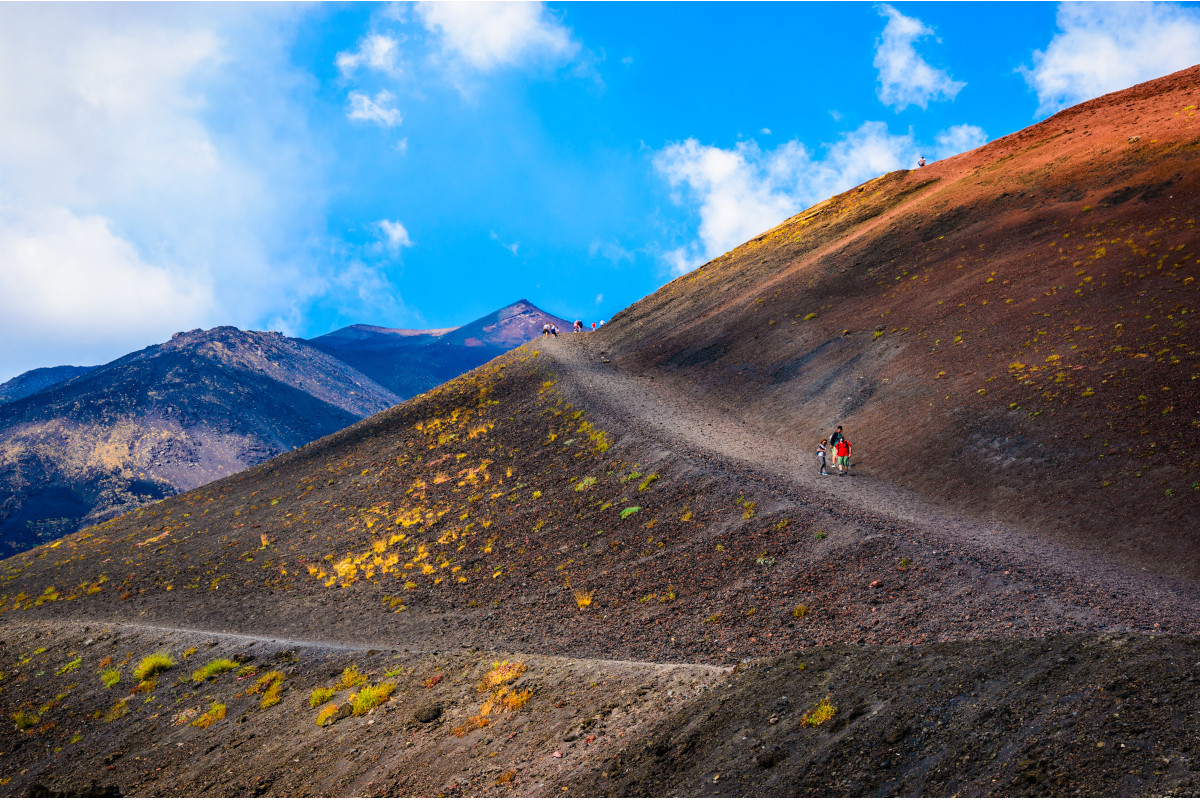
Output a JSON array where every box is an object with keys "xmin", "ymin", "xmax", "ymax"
[
  {"xmin": 550, "ymin": 324, "xmax": 558, "ymax": 338},
  {"xmin": 829, "ymin": 425, "xmax": 844, "ymax": 450},
  {"xmin": 591, "ymin": 322, "xmax": 597, "ymax": 332},
  {"xmin": 918, "ymin": 155, "xmax": 926, "ymax": 167},
  {"xmin": 834, "ymin": 438, "xmax": 851, "ymax": 476},
  {"xmin": 542, "ymin": 323, "xmax": 550, "ymax": 337},
  {"xmin": 817, "ymin": 439, "xmax": 830, "ymax": 476},
  {"xmin": 598, "ymin": 319, "xmax": 605, "ymax": 327}
]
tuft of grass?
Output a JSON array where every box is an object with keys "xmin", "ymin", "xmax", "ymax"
[
  {"xmin": 133, "ymin": 652, "xmax": 174, "ymax": 682},
  {"xmin": 620, "ymin": 506, "xmax": 642, "ymax": 520},
  {"xmin": 100, "ymin": 669, "xmax": 121, "ymax": 688},
  {"xmin": 899, "ymin": 557, "xmax": 912, "ymax": 570},
  {"xmin": 792, "ymin": 604, "xmax": 808, "ymax": 618},
  {"xmin": 56, "ymin": 657, "xmax": 81, "ymax": 676},
  {"xmin": 803, "ymin": 312, "xmax": 818, "ymax": 321},
  {"xmin": 802, "ymin": 696, "xmax": 836, "ymax": 727},
  {"xmin": 574, "ymin": 477, "xmax": 596, "ymax": 492},
  {"xmin": 814, "ymin": 530, "xmax": 827, "ymax": 540},
  {"xmin": 252, "ymin": 671, "xmax": 285, "ymax": 709},
  {"xmin": 637, "ymin": 474, "xmax": 659, "ymax": 491},
  {"xmin": 336, "ymin": 664, "xmax": 368, "ymax": 690},
  {"xmin": 480, "ymin": 661, "xmax": 526, "ymax": 693},
  {"xmin": 351, "ymin": 682, "xmax": 396, "ymax": 715},
  {"xmin": 191, "ymin": 658, "xmax": 239, "ymax": 683},
  {"xmin": 316, "ymin": 702, "xmax": 342, "ymax": 727},
  {"xmin": 680, "ymin": 509, "xmax": 693, "ymax": 522},
  {"xmin": 103, "ymin": 700, "xmax": 128, "ymax": 723},
  {"xmin": 182, "ymin": 648, "xmax": 197, "ymax": 658},
  {"xmin": 309, "ymin": 687, "xmax": 336, "ymax": 708},
  {"xmin": 13, "ymin": 710, "xmax": 39, "ymax": 730},
  {"xmin": 573, "ymin": 589, "xmax": 593, "ymax": 609},
  {"xmin": 191, "ymin": 702, "xmax": 226, "ymax": 729}
]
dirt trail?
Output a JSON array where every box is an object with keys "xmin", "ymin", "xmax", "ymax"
[{"xmin": 539, "ymin": 335, "xmax": 1200, "ymax": 628}]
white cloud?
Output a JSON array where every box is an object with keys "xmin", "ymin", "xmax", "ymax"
[
  {"xmin": 347, "ymin": 89, "xmax": 403, "ymax": 127},
  {"xmin": 394, "ymin": 137, "xmax": 409, "ymax": 155},
  {"xmin": 595, "ymin": 294, "xmax": 603, "ymax": 305},
  {"xmin": 760, "ymin": 127, "xmax": 772, "ymax": 135},
  {"xmin": 416, "ymin": 2, "xmax": 579, "ymax": 71},
  {"xmin": 874, "ymin": 4, "xmax": 965, "ymax": 110},
  {"xmin": 378, "ymin": 219, "xmax": 413, "ymax": 252},
  {"xmin": 490, "ymin": 231, "xmax": 519, "ymax": 256},
  {"xmin": 655, "ymin": 123, "xmax": 918, "ymax": 276},
  {"xmin": 933, "ymin": 124, "xmax": 988, "ymax": 159},
  {"xmin": 1022, "ymin": 2, "xmax": 1200, "ymax": 115},
  {"xmin": 0, "ymin": 204, "xmax": 214, "ymax": 371},
  {"xmin": 336, "ymin": 33, "xmax": 402, "ymax": 77},
  {"xmin": 0, "ymin": 4, "xmax": 338, "ymax": 380}
]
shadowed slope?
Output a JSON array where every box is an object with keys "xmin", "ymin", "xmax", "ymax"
[
  {"xmin": 0, "ymin": 327, "xmax": 399, "ymax": 555},
  {"xmin": 0, "ymin": 366, "xmax": 97, "ymax": 405},
  {"xmin": 307, "ymin": 299, "xmax": 570, "ymax": 399},
  {"xmin": 594, "ymin": 64, "xmax": 1200, "ymax": 577}
]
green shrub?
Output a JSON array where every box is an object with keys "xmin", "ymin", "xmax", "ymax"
[
  {"xmin": 13, "ymin": 710, "xmax": 39, "ymax": 730},
  {"xmin": 191, "ymin": 658, "xmax": 239, "ymax": 682},
  {"xmin": 133, "ymin": 652, "xmax": 174, "ymax": 681},
  {"xmin": 336, "ymin": 664, "xmax": 368, "ymax": 690},
  {"xmin": 309, "ymin": 686, "xmax": 336, "ymax": 708},
  {"xmin": 351, "ymin": 682, "xmax": 396, "ymax": 715},
  {"xmin": 100, "ymin": 669, "xmax": 121, "ymax": 688},
  {"xmin": 620, "ymin": 506, "xmax": 642, "ymax": 520},
  {"xmin": 191, "ymin": 702, "xmax": 226, "ymax": 728},
  {"xmin": 637, "ymin": 474, "xmax": 659, "ymax": 491}
]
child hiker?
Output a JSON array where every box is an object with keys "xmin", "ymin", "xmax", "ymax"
[{"xmin": 817, "ymin": 439, "xmax": 830, "ymax": 476}]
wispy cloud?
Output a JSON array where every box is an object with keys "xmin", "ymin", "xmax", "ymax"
[
  {"xmin": 336, "ymin": 32, "xmax": 402, "ymax": 77},
  {"xmin": 655, "ymin": 123, "xmax": 920, "ymax": 276},
  {"xmin": 1021, "ymin": 2, "xmax": 1200, "ymax": 115},
  {"xmin": 416, "ymin": 1, "xmax": 580, "ymax": 72},
  {"xmin": 874, "ymin": 4, "xmax": 964, "ymax": 111},
  {"xmin": 378, "ymin": 219, "xmax": 413, "ymax": 253},
  {"xmin": 347, "ymin": 89, "xmax": 403, "ymax": 127},
  {"xmin": 490, "ymin": 230, "xmax": 519, "ymax": 256},
  {"xmin": 933, "ymin": 124, "xmax": 988, "ymax": 159}
]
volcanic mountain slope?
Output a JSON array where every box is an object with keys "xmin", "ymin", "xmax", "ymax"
[
  {"xmin": 1, "ymin": 70, "xmax": 1199, "ymax": 798},
  {"xmin": 598, "ymin": 64, "xmax": 1200, "ymax": 578},
  {"xmin": 0, "ymin": 341, "xmax": 1198, "ymax": 796},
  {"xmin": 0, "ymin": 366, "xmax": 96, "ymax": 405},
  {"xmin": 0, "ymin": 327, "xmax": 399, "ymax": 556},
  {"xmin": 307, "ymin": 299, "xmax": 570, "ymax": 398}
]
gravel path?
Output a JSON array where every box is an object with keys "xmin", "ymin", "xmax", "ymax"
[{"xmin": 539, "ymin": 335, "xmax": 1200, "ymax": 632}]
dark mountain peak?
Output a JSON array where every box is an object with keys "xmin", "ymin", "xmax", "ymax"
[
  {"xmin": 442, "ymin": 299, "xmax": 570, "ymax": 349},
  {"xmin": 0, "ymin": 365, "xmax": 96, "ymax": 405}
]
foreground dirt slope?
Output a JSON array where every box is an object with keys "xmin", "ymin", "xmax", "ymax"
[{"xmin": 596, "ymin": 65, "xmax": 1200, "ymax": 576}]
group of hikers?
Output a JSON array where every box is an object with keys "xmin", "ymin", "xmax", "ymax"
[
  {"xmin": 816, "ymin": 425, "xmax": 852, "ymax": 476},
  {"xmin": 542, "ymin": 320, "xmax": 605, "ymax": 337}
]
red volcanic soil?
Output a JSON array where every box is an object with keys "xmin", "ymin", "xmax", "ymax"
[{"xmin": 595, "ymin": 64, "xmax": 1200, "ymax": 579}]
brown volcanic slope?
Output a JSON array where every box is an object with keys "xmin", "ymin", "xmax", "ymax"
[
  {"xmin": 0, "ymin": 72, "xmax": 1199, "ymax": 797},
  {"xmin": 0, "ymin": 327, "xmax": 399, "ymax": 557},
  {"xmin": 596, "ymin": 64, "xmax": 1200, "ymax": 579}
]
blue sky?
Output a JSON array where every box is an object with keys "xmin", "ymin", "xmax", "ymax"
[{"xmin": 1, "ymin": 1, "xmax": 1199, "ymax": 381}]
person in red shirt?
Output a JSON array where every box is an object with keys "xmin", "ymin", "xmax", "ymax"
[{"xmin": 835, "ymin": 438, "xmax": 851, "ymax": 475}]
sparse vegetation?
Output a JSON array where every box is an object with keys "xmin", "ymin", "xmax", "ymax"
[
  {"xmin": 100, "ymin": 669, "xmax": 121, "ymax": 688},
  {"xmin": 192, "ymin": 658, "xmax": 239, "ymax": 682},
  {"xmin": 133, "ymin": 652, "xmax": 174, "ymax": 682},
  {"xmin": 191, "ymin": 702, "xmax": 226, "ymax": 728},
  {"xmin": 620, "ymin": 506, "xmax": 642, "ymax": 519},
  {"xmin": 574, "ymin": 589, "xmax": 593, "ymax": 609},
  {"xmin": 802, "ymin": 696, "xmax": 837, "ymax": 727},
  {"xmin": 336, "ymin": 664, "xmax": 368, "ymax": 690},
  {"xmin": 309, "ymin": 687, "xmax": 336, "ymax": 708},
  {"xmin": 350, "ymin": 682, "xmax": 395, "ymax": 715}
]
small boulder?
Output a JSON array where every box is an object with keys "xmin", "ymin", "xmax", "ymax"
[{"xmin": 414, "ymin": 704, "xmax": 443, "ymax": 723}]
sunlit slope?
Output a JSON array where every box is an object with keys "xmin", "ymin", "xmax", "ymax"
[{"xmin": 597, "ymin": 65, "xmax": 1200, "ymax": 574}]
